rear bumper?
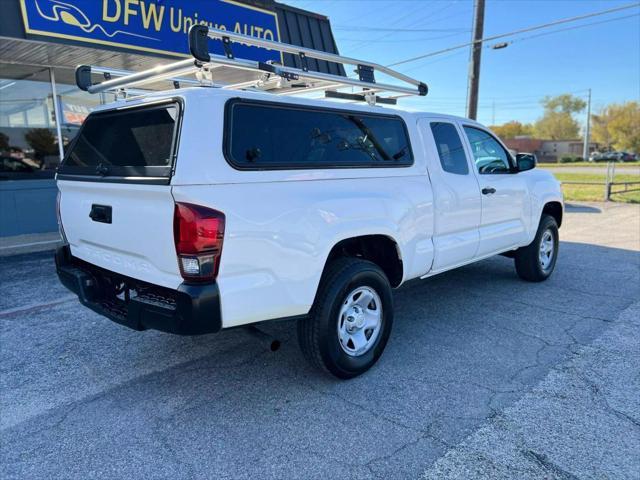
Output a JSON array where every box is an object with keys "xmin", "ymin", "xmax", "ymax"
[{"xmin": 55, "ymin": 245, "xmax": 221, "ymax": 335}]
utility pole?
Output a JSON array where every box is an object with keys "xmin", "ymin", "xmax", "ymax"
[
  {"xmin": 583, "ymin": 88, "xmax": 592, "ymax": 160},
  {"xmin": 466, "ymin": 0, "xmax": 485, "ymax": 120}
]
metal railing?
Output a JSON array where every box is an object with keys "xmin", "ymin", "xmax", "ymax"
[
  {"xmin": 559, "ymin": 162, "xmax": 640, "ymax": 201},
  {"xmin": 604, "ymin": 161, "xmax": 640, "ymax": 200}
]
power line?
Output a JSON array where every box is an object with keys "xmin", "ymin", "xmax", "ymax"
[
  {"xmin": 341, "ymin": 0, "xmax": 471, "ymax": 53},
  {"xmin": 424, "ymin": 96, "xmax": 594, "ymax": 107},
  {"xmin": 344, "ymin": 8, "xmax": 430, "ymax": 52},
  {"xmin": 399, "ymin": 49, "xmax": 468, "ymax": 74},
  {"xmin": 334, "ymin": 26, "xmax": 469, "ymax": 32},
  {"xmin": 288, "ymin": 0, "xmax": 459, "ymax": 2},
  {"xmin": 395, "ymin": 13, "xmax": 637, "ymax": 102},
  {"xmin": 391, "ymin": 11, "xmax": 639, "ymax": 73},
  {"xmin": 339, "ymin": 31, "xmax": 469, "ymax": 43},
  {"xmin": 414, "ymin": 3, "xmax": 474, "ymax": 28},
  {"xmin": 387, "ymin": 2, "xmax": 640, "ymax": 67},
  {"xmin": 423, "ymin": 88, "xmax": 592, "ymax": 101},
  {"xmin": 490, "ymin": 12, "xmax": 640, "ymax": 48}
]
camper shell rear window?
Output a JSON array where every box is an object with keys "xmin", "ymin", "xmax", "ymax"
[
  {"xmin": 58, "ymin": 100, "xmax": 181, "ymax": 184},
  {"xmin": 224, "ymin": 99, "xmax": 414, "ymax": 170}
]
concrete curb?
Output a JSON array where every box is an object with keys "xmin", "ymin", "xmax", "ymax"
[{"xmin": 0, "ymin": 233, "xmax": 61, "ymax": 257}]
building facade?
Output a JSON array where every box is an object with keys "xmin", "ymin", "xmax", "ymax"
[
  {"xmin": 504, "ymin": 136, "xmax": 599, "ymax": 163},
  {"xmin": 0, "ymin": 0, "xmax": 342, "ymax": 237},
  {"xmin": 539, "ymin": 140, "xmax": 598, "ymax": 160}
]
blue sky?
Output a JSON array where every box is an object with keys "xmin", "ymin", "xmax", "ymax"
[{"xmin": 287, "ymin": 0, "xmax": 640, "ymax": 126}]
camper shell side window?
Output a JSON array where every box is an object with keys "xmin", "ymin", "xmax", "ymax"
[{"xmin": 223, "ymin": 98, "xmax": 414, "ymax": 170}]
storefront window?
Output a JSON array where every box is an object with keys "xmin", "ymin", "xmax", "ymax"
[
  {"xmin": 0, "ymin": 64, "xmax": 57, "ymax": 179},
  {"xmin": 51, "ymin": 68, "xmax": 116, "ymax": 153},
  {"xmin": 0, "ymin": 64, "xmax": 116, "ymax": 180}
]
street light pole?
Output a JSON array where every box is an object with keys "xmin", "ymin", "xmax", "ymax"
[
  {"xmin": 583, "ymin": 88, "xmax": 592, "ymax": 160},
  {"xmin": 466, "ymin": 0, "xmax": 486, "ymax": 120}
]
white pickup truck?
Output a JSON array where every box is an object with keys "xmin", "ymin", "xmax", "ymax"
[{"xmin": 55, "ymin": 28, "xmax": 563, "ymax": 378}]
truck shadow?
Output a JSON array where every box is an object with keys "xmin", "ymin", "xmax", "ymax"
[{"xmin": 565, "ymin": 203, "xmax": 602, "ymax": 213}]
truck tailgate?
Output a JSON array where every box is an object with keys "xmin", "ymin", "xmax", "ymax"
[{"xmin": 58, "ymin": 180, "xmax": 181, "ymax": 289}]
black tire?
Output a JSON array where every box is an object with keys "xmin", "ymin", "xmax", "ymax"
[
  {"xmin": 297, "ymin": 257, "xmax": 394, "ymax": 379},
  {"xmin": 514, "ymin": 214, "xmax": 559, "ymax": 282}
]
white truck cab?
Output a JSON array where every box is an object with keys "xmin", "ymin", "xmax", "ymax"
[{"xmin": 55, "ymin": 26, "xmax": 563, "ymax": 378}]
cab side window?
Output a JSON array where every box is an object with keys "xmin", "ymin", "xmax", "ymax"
[
  {"xmin": 430, "ymin": 122, "xmax": 469, "ymax": 175},
  {"xmin": 463, "ymin": 126, "xmax": 512, "ymax": 174}
]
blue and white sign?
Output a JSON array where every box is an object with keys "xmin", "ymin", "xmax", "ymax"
[{"xmin": 20, "ymin": 0, "xmax": 282, "ymax": 62}]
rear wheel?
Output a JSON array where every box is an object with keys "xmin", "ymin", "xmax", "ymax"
[
  {"xmin": 297, "ymin": 258, "xmax": 393, "ymax": 379},
  {"xmin": 514, "ymin": 214, "xmax": 559, "ymax": 282}
]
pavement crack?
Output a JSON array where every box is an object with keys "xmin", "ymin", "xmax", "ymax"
[
  {"xmin": 507, "ymin": 342, "xmax": 549, "ymax": 385},
  {"xmin": 304, "ymin": 382, "xmax": 422, "ymax": 434},
  {"xmin": 569, "ymin": 367, "xmax": 640, "ymax": 429},
  {"xmin": 486, "ymin": 320, "xmax": 561, "ymax": 347},
  {"xmin": 606, "ymin": 405, "xmax": 640, "ymax": 428},
  {"xmin": 522, "ymin": 449, "xmax": 581, "ymax": 480},
  {"xmin": 0, "ymin": 296, "xmax": 76, "ymax": 318},
  {"xmin": 555, "ymin": 284, "xmax": 633, "ymax": 300},
  {"xmin": 471, "ymin": 291, "xmax": 614, "ymax": 324},
  {"xmin": 508, "ymin": 298, "xmax": 612, "ymax": 323},
  {"xmin": 365, "ymin": 433, "xmax": 426, "ymax": 468}
]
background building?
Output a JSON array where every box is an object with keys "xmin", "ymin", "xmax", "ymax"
[
  {"xmin": 539, "ymin": 139, "xmax": 599, "ymax": 161},
  {"xmin": 0, "ymin": 0, "xmax": 342, "ymax": 237},
  {"xmin": 504, "ymin": 136, "xmax": 599, "ymax": 163}
]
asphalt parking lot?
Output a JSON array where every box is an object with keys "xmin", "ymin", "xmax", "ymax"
[{"xmin": 1, "ymin": 202, "xmax": 639, "ymax": 479}]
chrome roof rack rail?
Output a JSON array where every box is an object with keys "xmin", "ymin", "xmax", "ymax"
[{"xmin": 75, "ymin": 25, "xmax": 428, "ymax": 105}]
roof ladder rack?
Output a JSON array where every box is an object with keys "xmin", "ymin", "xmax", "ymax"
[{"xmin": 75, "ymin": 24, "xmax": 428, "ymax": 105}]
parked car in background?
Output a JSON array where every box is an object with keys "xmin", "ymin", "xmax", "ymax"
[
  {"xmin": 613, "ymin": 152, "xmax": 636, "ymax": 162},
  {"xmin": 590, "ymin": 151, "xmax": 637, "ymax": 162},
  {"xmin": 0, "ymin": 155, "xmax": 36, "ymax": 173}
]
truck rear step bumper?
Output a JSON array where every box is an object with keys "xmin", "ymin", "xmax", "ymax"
[{"xmin": 55, "ymin": 245, "xmax": 222, "ymax": 335}]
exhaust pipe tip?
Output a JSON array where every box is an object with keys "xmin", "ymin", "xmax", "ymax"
[{"xmin": 244, "ymin": 325, "xmax": 281, "ymax": 352}]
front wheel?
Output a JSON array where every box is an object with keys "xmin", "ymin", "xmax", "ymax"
[
  {"xmin": 514, "ymin": 214, "xmax": 559, "ymax": 282},
  {"xmin": 297, "ymin": 258, "xmax": 393, "ymax": 379}
]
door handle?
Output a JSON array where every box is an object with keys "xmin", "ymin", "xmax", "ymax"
[
  {"xmin": 89, "ymin": 204, "xmax": 112, "ymax": 224},
  {"xmin": 482, "ymin": 187, "xmax": 496, "ymax": 195}
]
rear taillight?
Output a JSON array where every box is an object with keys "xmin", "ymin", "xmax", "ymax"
[
  {"xmin": 56, "ymin": 190, "xmax": 68, "ymax": 244},
  {"xmin": 173, "ymin": 202, "xmax": 225, "ymax": 283}
]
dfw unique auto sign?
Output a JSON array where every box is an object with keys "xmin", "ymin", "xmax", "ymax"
[{"xmin": 19, "ymin": 0, "xmax": 281, "ymax": 62}]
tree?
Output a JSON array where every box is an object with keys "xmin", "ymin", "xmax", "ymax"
[
  {"xmin": 591, "ymin": 112, "xmax": 613, "ymax": 150},
  {"xmin": 591, "ymin": 101, "xmax": 640, "ymax": 152},
  {"xmin": 489, "ymin": 121, "xmax": 532, "ymax": 139},
  {"xmin": 533, "ymin": 112, "xmax": 581, "ymax": 140},
  {"xmin": 0, "ymin": 132, "xmax": 8, "ymax": 152},
  {"xmin": 541, "ymin": 94, "xmax": 586, "ymax": 114},
  {"xmin": 24, "ymin": 128, "xmax": 57, "ymax": 160},
  {"xmin": 533, "ymin": 94, "xmax": 586, "ymax": 140}
]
